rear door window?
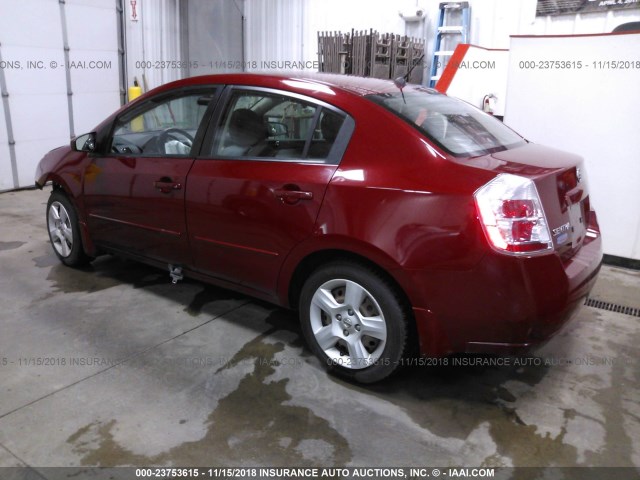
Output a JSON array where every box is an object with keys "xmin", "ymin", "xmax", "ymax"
[{"xmin": 208, "ymin": 88, "xmax": 354, "ymax": 164}]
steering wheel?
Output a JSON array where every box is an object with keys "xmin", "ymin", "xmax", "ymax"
[
  {"xmin": 157, "ymin": 128, "xmax": 194, "ymax": 154},
  {"xmin": 112, "ymin": 136, "xmax": 142, "ymax": 155}
]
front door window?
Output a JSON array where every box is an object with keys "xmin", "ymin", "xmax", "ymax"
[{"xmin": 112, "ymin": 93, "xmax": 210, "ymax": 156}]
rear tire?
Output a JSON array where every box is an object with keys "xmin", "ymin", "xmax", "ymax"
[
  {"xmin": 46, "ymin": 190, "xmax": 92, "ymax": 267},
  {"xmin": 299, "ymin": 261, "xmax": 408, "ymax": 384}
]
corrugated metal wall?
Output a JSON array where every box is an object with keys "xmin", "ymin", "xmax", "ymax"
[
  {"xmin": 124, "ymin": 0, "xmax": 245, "ymax": 88},
  {"xmin": 185, "ymin": 0, "xmax": 244, "ymax": 75},
  {"xmin": 125, "ymin": 0, "xmax": 184, "ymax": 91},
  {"xmin": 245, "ymin": 0, "xmax": 307, "ymax": 70}
]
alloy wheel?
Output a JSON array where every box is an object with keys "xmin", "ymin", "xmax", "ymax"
[
  {"xmin": 309, "ymin": 278, "xmax": 387, "ymax": 369},
  {"xmin": 48, "ymin": 201, "xmax": 74, "ymax": 257}
]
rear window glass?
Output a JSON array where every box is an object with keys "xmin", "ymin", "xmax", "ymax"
[{"xmin": 366, "ymin": 89, "xmax": 525, "ymax": 157}]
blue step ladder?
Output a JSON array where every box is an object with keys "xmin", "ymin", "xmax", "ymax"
[{"xmin": 429, "ymin": 2, "xmax": 471, "ymax": 88}]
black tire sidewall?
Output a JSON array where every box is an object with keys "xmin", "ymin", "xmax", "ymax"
[
  {"xmin": 299, "ymin": 261, "xmax": 408, "ymax": 384},
  {"xmin": 46, "ymin": 191, "xmax": 88, "ymax": 267}
]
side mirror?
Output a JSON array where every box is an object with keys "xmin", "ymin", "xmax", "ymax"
[{"xmin": 71, "ymin": 133, "xmax": 96, "ymax": 152}]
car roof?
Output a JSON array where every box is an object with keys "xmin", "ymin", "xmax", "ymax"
[
  {"xmin": 162, "ymin": 71, "xmax": 433, "ymax": 98},
  {"xmin": 98, "ymin": 71, "xmax": 437, "ymax": 134}
]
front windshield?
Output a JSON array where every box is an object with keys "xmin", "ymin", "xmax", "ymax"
[{"xmin": 366, "ymin": 89, "xmax": 526, "ymax": 157}]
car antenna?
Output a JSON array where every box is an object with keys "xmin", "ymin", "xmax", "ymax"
[
  {"xmin": 405, "ymin": 54, "xmax": 425, "ymax": 82},
  {"xmin": 393, "ymin": 54, "xmax": 424, "ymax": 104},
  {"xmin": 393, "ymin": 76, "xmax": 407, "ymax": 104}
]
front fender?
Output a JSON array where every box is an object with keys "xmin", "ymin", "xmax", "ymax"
[
  {"xmin": 35, "ymin": 145, "xmax": 87, "ymax": 196},
  {"xmin": 35, "ymin": 145, "xmax": 97, "ymax": 257}
]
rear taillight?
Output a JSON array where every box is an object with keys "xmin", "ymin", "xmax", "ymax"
[{"xmin": 475, "ymin": 174, "xmax": 553, "ymax": 255}]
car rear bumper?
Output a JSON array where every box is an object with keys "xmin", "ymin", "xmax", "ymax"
[{"xmin": 409, "ymin": 216, "xmax": 603, "ymax": 357}]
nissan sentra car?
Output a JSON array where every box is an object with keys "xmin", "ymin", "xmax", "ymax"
[{"xmin": 35, "ymin": 72, "xmax": 602, "ymax": 383}]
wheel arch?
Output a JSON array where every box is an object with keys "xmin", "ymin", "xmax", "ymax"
[
  {"xmin": 46, "ymin": 180, "xmax": 97, "ymax": 258},
  {"xmin": 50, "ymin": 177, "xmax": 72, "ymax": 196},
  {"xmin": 284, "ymin": 247, "xmax": 420, "ymax": 357},
  {"xmin": 287, "ymin": 248, "xmax": 404, "ymax": 305}
]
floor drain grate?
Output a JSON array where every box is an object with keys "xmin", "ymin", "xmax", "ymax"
[{"xmin": 584, "ymin": 298, "xmax": 640, "ymax": 317}]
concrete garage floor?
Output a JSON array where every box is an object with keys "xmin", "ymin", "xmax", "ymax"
[{"xmin": 0, "ymin": 189, "xmax": 639, "ymax": 474}]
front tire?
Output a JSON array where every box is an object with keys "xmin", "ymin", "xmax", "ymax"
[
  {"xmin": 299, "ymin": 261, "xmax": 409, "ymax": 383},
  {"xmin": 46, "ymin": 190, "xmax": 91, "ymax": 267}
]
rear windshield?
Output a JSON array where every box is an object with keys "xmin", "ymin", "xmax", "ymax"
[{"xmin": 366, "ymin": 89, "xmax": 526, "ymax": 157}]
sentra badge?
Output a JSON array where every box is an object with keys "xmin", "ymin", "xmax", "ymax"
[{"xmin": 553, "ymin": 222, "xmax": 571, "ymax": 236}]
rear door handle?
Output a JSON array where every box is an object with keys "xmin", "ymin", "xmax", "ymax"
[
  {"xmin": 154, "ymin": 178, "xmax": 182, "ymax": 194},
  {"xmin": 274, "ymin": 188, "xmax": 313, "ymax": 204}
]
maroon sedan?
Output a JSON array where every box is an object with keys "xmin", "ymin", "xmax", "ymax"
[{"xmin": 35, "ymin": 73, "xmax": 602, "ymax": 383}]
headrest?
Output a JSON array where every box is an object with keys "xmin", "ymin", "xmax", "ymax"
[{"xmin": 228, "ymin": 108, "xmax": 266, "ymax": 147}]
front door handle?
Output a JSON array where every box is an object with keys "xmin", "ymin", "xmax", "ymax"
[
  {"xmin": 274, "ymin": 188, "xmax": 313, "ymax": 204},
  {"xmin": 154, "ymin": 178, "xmax": 182, "ymax": 194}
]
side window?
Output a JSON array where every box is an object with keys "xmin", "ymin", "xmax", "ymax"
[
  {"xmin": 111, "ymin": 90, "xmax": 213, "ymax": 156},
  {"xmin": 308, "ymin": 110, "xmax": 345, "ymax": 159},
  {"xmin": 213, "ymin": 90, "xmax": 345, "ymax": 161}
]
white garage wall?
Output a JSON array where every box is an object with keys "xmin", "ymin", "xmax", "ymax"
[
  {"xmin": 440, "ymin": 46, "xmax": 510, "ymax": 115},
  {"xmin": 0, "ymin": 61, "xmax": 16, "ymax": 191},
  {"xmin": 0, "ymin": 0, "xmax": 122, "ymax": 190},
  {"xmin": 0, "ymin": 0, "xmax": 68, "ymax": 190},
  {"xmin": 67, "ymin": 1, "xmax": 123, "ymax": 134},
  {"xmin": 504, "ymin": 32, "xmax": 640, "ymax": 260}
]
